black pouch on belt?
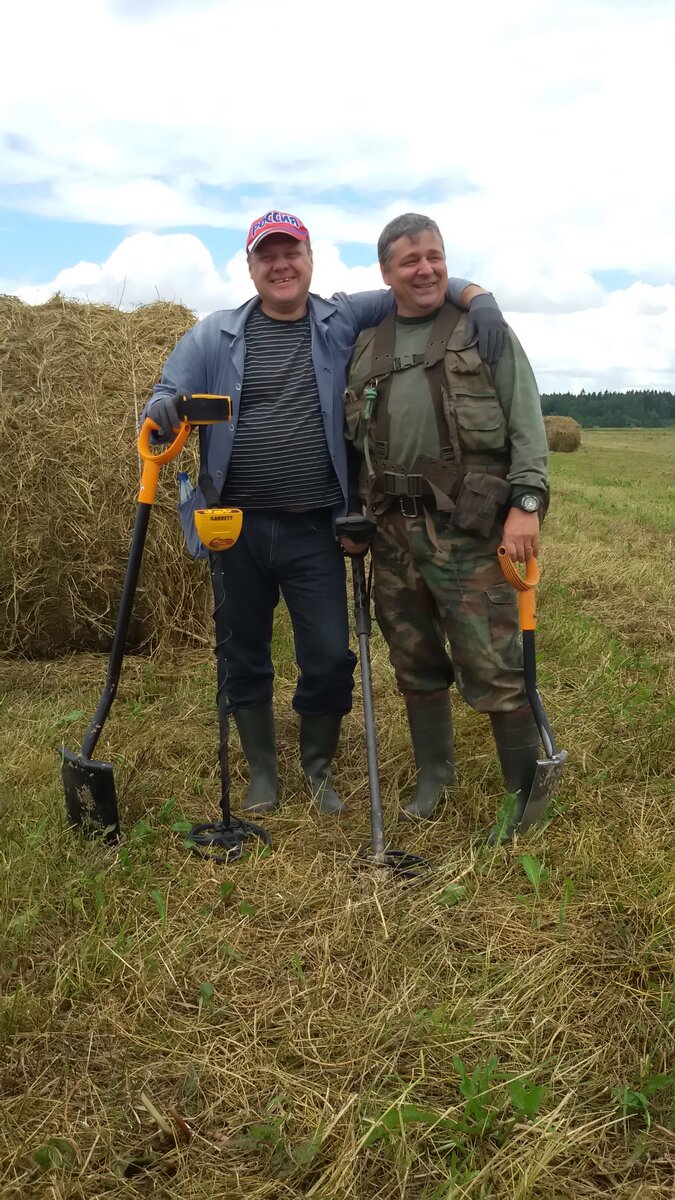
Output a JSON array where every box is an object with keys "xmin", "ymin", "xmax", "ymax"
[{"xmin": 451, "ymin": 472, "xmax": 512, "ymax": 538}]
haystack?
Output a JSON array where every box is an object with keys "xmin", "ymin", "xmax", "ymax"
[
  {"xmin": 0, "ymin": 294, "xmax": 212, "ymax": 657},
  {"xmin": 545, "ymin": 414, "xmax": 582, "ymax": 452}
]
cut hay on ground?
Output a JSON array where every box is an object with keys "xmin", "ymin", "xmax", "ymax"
[
  {"xmin": 0, "ymin": 294, "xmax": 210, "ymax": 657},
  {"xmin": 545, "ymin": 415, "xmax": 582, "ymax": 452},
  {"xmin": 1, "ymin": 433, "xmax": 673, "ymax": 1198}
]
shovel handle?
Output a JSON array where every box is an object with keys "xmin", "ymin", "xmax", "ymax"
[
  {"xmin": 498, "ymin": 546, "xmax": 538, "ymax": 631},
  {"xmin": 497, "ymin": 546, "xmax": 539, "ymax": 590},
  {"xmin": 137, "ymin": 417, "xmax": 191, "ymax": 504},
  {"xmin": 498, "ymin": 550, "xmax": 561, "ymax": 761}
]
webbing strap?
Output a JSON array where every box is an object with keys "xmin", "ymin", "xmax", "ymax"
[
  {"xmin": 424, "ymin": 303, "xmax": 462, "ymax": 366},
  {"xmin": 371, "ymin": 311, "xmax": 397, "ymax": 377},
  {"xmin": 425, "ymin": 304, "xmax": 462, "ymax": 454},
  {"xmin": 371, "ymin": 313, "xmax": 396, "ymax": 455}
]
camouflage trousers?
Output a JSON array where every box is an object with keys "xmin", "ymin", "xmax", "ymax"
[{"xmin": 372, "ymin": 507, "xmax": 527, "ymax": 713}]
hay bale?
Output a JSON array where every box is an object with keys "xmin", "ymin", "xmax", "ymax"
[
  {"xmin": 545, "ymin": 415, "xmax": 582, "ymax": 452},
  {"xmin": 0, "ymin": 294, "xmax": 214, "ymax": 657}
]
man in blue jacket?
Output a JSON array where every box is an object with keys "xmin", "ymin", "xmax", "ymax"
[{"xmin": 145, "ymin": 210, "xmax": 507, "ymax": 818}]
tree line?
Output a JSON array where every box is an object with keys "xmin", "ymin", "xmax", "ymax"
[{"xmin": 540, "ymin": 389, "xmax": 675, "ymax": 428}]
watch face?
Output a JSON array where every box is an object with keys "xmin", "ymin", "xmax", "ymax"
[{"xmin": 521, "ymin": 494, "xmax": 539, "ymax": 512}]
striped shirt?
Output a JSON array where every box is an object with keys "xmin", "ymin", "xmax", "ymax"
[{"xmin": 219, "ymin": 307, "xmax": 343, "ymax": 509}]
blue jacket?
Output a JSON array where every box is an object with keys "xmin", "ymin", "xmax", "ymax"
[{"xmin": 144, "ymin": 282, "xmax": 470, "ymax": 555}]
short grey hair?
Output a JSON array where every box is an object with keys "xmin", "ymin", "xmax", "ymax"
[{"xmin": 377, "ymin": 213, "xmax": 445, "ymax": 269}]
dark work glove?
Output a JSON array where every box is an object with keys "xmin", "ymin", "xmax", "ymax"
[
  {"xmin": 147, "ymin": 391, "xmax": 181, "ymax": 439},
  {"xmin": 466, "ymin": 294, "xmax": 507, "ymax": 365}
]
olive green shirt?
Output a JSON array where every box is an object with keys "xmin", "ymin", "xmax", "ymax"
[{"xmin": 348, "ymin": 314, "xmax": 548, "ymax": 501}]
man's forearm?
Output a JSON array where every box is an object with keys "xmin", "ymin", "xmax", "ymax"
[
  {"xmin": 459, "ymin": 283, "xmax": 489, "ymax": 306},
  {"xmin": 495, "ymin": 331, "xmax": 549, "ymax": 492},
  {"xmin": 446, "ymin": 283, "xmax": 507, "ymax": 363},
  {"xmin": 446, "ymin": 278, "xmax": 485, "ymax": 308}
]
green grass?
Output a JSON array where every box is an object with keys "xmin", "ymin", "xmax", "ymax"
[{"xmin": 0, "ymin": 430, "xmax": 673, "ymax": 1198}]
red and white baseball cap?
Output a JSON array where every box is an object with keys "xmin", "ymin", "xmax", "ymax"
[{"xmin": 246, "ymin": 210, "xmax": 310, "ymax": 254}]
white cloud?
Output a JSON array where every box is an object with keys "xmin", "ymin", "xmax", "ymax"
[
  {"xmin": 511, "ymin": 284, "xmax": 675, "ymax": 392},
  {"xmin": 12, "ymin": 232, "xmax": 243, "ymax": 311},
  {"xmin": 9, "ymin": 232, "xmax": 675, "ymax": 393},
  {"xmin": 1, "ymin": 0, "xmax": 674, "ymax": 390},
  {"xmin": 10, "ymin": 232, "xmax": 384, "ymax": 311}
]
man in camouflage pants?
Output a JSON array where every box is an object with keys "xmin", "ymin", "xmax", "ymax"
[{"xmin": 341, "ymin": 213, "xmax": 549, "ymax": 841}]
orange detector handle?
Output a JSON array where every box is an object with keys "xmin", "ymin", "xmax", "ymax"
[
  {"xmin": 497, "ymin": 545, "xmax": 539, "ymax": 631},
  {"xmin": 136, "ymin": 417, "xmax": 191, "ymax": 505}
]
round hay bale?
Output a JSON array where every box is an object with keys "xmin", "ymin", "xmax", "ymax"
[
  {"xmin": 544, "ymin": 415, "xmax": 582, "ymax": 452},
  {"xmin": 0, "ymin": 294, "xmax": 215, "ymax": 657}
]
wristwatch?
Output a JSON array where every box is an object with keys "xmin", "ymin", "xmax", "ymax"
[{"xmin": 511, "ymin": 493, "xmax": 541, "ymax": 513}]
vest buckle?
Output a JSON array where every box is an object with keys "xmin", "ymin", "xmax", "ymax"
[{"xmin": 399, "ymin": 495, "xmax": 422, "ymax": 518}]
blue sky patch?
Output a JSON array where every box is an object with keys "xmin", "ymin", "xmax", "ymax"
[
  {"xmin": 0, "ymin": 212, "xmax": 124, "ymax": 282},
  {"xmin": 592, "ymin": 269, "xmax": 639, "ymax": 290}
]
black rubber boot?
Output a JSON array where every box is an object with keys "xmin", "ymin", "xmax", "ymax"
[
  {"xmin": 487, "ymin": 706, "xmax": 541, "ymax": 845},
  {"xmin": 232, "ymin": 703, "xmax": 279, "ymax": 814},
  {"xmin": 400, "ymin": 694, "xmax": 457, "ymax": 821},
  {"xmin": 299, "ymin": 714, "xmax": 345, "ymax": 815}
]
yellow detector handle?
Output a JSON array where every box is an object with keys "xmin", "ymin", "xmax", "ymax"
[
  {"xmin": 195, "ymin": 507, "xmax": 243, "ymax": 551},
  {"xmin": 137, "ymin": 418, "xmax": 191, "ymax": 505},
  {"xmin": 497, "ymin": 545, "xmax": 539, "ymax": 631},
  {"xmin": 135, "ymin": 394, "xmax": 233, "ymax": 506}
]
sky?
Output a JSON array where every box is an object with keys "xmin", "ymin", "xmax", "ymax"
[{"xmin": 1, "ymin": 0, "xmax": 674, "ymax": 394}]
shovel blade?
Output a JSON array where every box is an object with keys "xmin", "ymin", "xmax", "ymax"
[
  {"xmin": 518, "ymin": 749, "xmax": 568, "ymax": 834},
  {"xmin": 60, "ymin": 746, "xmax": 120, "ymax": 841}
]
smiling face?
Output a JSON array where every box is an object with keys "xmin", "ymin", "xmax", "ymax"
[
  {"xmin": 247, "ymin": 233, "xmax": 314, "ymax": 319},
  {"xmin": 380, "ymin": 230, "xmax": 448, "ymax": 317}
]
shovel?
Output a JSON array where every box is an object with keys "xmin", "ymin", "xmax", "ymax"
[
  {"xmin": 336, "ymin": 516, "xmax": 432, "ymax": 881},
  {"xmin": 59, "ymin": 395, "xmax": 231, "ymax": 840},
  {"xmin": 497, "ymin": 546, "xmax": 568, "ymax": 834}
]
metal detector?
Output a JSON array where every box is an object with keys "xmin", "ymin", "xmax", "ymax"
[
  {"xmin": 182, "ymin": 698, "xmax": 272, "ymax": 864},
  {"xmin": 59, "ymin": 394, "xmax": 270, "ymax": 862},
  {"xmin": 336, "ymin": 516, "xmax": 433, "ymax": 881},
  {"xmin": 497, "ymin": 546, "xmax": 568, "ymax": 833}
]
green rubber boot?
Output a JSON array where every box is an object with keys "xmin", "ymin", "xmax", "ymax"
[
  {"xmin": 487, "ymin": 706, "xmax": 541, "ymax": 845},
  {"xmin": 232, "ymin": 703, "xmax": 279, "ymax": 815},
  {"xmin": 400, "ymin": 694, "xmax": 457, "ymax": 821},
  {"xmin": 299, "ymin": 714, "xmax": 345, "ymax": 816}
]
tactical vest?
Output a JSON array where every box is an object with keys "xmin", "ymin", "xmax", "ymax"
[{"xmin": 345, "ymin": 303, "xmax": 512, "ymax": 537}]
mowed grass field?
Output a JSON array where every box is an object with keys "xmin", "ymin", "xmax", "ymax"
[{"xmin": 1, "ymin": 429, "xmax": 673, "ymax": 1199}]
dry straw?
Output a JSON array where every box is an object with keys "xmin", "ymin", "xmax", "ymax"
[
  {"xmin": 544, "ymin": 415, "xmax": 582, "ymax": 452},
  {"xmin": 0, "ymin": 294, "xmax": 214, "ymax": 657}
]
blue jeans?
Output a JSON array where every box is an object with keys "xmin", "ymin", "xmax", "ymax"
[{"xmin": 210, "ymin": 509, "xmax": 356, "ymax": 716}]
